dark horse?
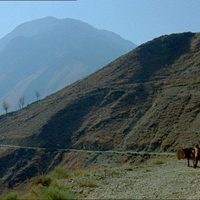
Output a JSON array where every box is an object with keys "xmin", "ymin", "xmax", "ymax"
[{"xmin": 177, "ymin": 145, "xmax": 200, "ymax": 168}]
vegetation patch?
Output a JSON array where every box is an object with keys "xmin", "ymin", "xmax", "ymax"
[
  {"xmin": 39, "ymin": 185, "xmax": 75, "ymax": 200},
  {"xmin": 48, "ymin": 167, "xmax": 71, "ymax": 179},
  {"xmin": 24, "ymin": 180, "xmax": 75, "ymax": 200},
  {"xmin": 153, "ymin": 159, "xmax": 165, "ymax": 165},
  {"xmin": 2, "ymin": 192, "xmax": 21, "ymax": 200},
  {"xmin": 107, "ymin": 169, "xmax": 121, "ymax": 177},
  {"xmin": 76, "ymin": 177, "xmax": 98, "ymax": 188},
  {"xmin": 34, "ymin": 175, "xmax": 52, "ymax": 187},
  {"xmin": 3, "ymin": 170, "xmax": 77, "ymax": 200}
]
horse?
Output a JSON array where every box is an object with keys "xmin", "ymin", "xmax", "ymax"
[{"xmin": 177, "ymin": 147, "xmax": 196, "ymax": 167}]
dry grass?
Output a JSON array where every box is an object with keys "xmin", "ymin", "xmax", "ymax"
[
  {"xmin": 153, "ymin": 160, "xmax": 165, "ymax": 165},
  {"xmin": 34, "ymin": 175, "xmax": 52, "ymax": 187},
  {"xmin": 2, "ymin": 192, "xmax": 22, "ymax": 200},
  {"xmin": 76, "ymin": 177, "xmax": 98, "ymax": 188},
  {"xmin": 48, "ymin": 167, "xmax": 71, "ymax": 179}
]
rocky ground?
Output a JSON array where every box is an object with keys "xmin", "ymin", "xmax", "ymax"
[
  {"xmin": 3, "ymin": 154, "xmax": 200, "ymax": 200},
  {"xmin": 82, "ymin": 156, "xmax": 200, "ymax": 199}
]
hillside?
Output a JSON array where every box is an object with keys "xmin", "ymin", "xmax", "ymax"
[
  {"xmin": 0, "ymin": 32, "xmax": 200, "ymax": 189},
  {"xmin": 0, "ymin": 31, "xmax": 199, "ymax": 150},
  {"xmin": 0, "ymin": 17, "xmax": 135, "ymax": 112}
]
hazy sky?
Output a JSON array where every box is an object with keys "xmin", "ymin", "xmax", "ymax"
[{"xmin": 0, "ymin": 0, "xmax": 199, "ymax": 45}]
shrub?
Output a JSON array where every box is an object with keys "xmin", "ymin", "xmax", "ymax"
[
  {"xmin": 2, "ymin": 192, "xmax": 21, "ymax": 200},
  {"xmin": 50, "ymin": 181, "xmax": 70, "ymax": 191},
  {"xmin": 39, "ymin": 185, "xmax": 75, "ymax": 200},
  {"xmin": 34, "ymin": 175, "xmax": 52, "ymax": 187},
  {"xmin": 49, "ymin": 167, "xmax": 70, "ymax": 179}
]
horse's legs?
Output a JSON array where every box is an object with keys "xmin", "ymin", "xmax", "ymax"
[
  {"xmin": 188, "ymin": 159, "xmax": 190, "ymax": 167},
  {"xmin": 194, "ymin": 159, "xmax": 198, "ymax": 168},
  {"xmin": 193, "ymin": 159, "xmax": 196, "ymax": 168}
]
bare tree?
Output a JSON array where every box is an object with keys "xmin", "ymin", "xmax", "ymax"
[
  {"xmin": 2, "ymin": 101, "xmax": 10, "ymax": 114},
  {"xmin": 35, "ymin": 91, "xmax": 40, "ymax": 101},
  {"xmin": 18, "ymin": 96, "xmax": 25, "ymax": 109}
]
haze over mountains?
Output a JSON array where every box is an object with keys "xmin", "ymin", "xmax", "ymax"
[{"xmin": 0, "ymin": 16, "xmax": 135, "ymax": 112}]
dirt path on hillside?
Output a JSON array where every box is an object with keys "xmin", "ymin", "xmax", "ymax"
[
  {"xmin": 0, "ymin": 144, "xmax": 175, "ymax": 156},
  {"xmin": 86, "ymin": 157, "xmax": 200, "ymax": 199}
]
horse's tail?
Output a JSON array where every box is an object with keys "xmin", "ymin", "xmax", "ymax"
[{"xmin": 177, "ymin": 147, "xmax": 185, "ymax": 160}]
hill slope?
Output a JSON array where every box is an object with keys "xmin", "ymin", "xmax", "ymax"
[
  {"xmin": 0, "ymin": 33, "xmax": 200, "ymax": 150},
  {"xmin": 0, "ymin": 32, "xmax": 199, "ymax": 150},
  {"xmin": 0, "ymin": 32, "xmax": 200, "ymax": 189},
  {"xmin": 0, "ymin": 17, "xmax": 135, "ymax": 112}
]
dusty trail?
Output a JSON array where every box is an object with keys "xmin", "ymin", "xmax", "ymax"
[
  {"xmin": 2, "ymin": 144, "xmax": 199, "ymax": 199},
  {"xmin": 0, "ymin": 144, "xmax": 176, "ymax": 156},
  {"xmin": 86, "ymin": 158, "xmax": 200, "ymax": 199}
]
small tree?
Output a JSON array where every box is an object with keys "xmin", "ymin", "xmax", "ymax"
[
  {"xmin": 2, "ymin": 101, "xmax": 10, "ymax": 114},
  {"xmin": 35, "ymin": 91, "xmax": 40, "ymax": 101},
  {"xmin": 18, "ymin": 96, "xmax": 25, "ymax": 109}
]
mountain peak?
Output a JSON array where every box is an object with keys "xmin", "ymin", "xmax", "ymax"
[{"xmin": 0, "ymin": 17, "xmax": 135, "ymax": 112}]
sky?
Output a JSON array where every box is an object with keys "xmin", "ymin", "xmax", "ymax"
[{"xmin": 0, "ymin": 0, "xmax": 199, "ymax": 45}]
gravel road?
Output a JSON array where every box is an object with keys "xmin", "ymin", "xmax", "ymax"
[{"xmin": 86, "ymin": 157, "xmax": 200, "ymax": 199}]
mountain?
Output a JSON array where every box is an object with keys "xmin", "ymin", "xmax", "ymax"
[
  {"xmin": 0, "ymin": 32, "xmax": 200, "ymax": 189},
  {"xmin": 0, "ymin": 17, "xmax": 135, "ymax": 112}
]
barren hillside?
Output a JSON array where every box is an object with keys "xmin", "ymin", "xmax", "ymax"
[
  {"xmin": 0, "ymin": 32, "xmax": 199, "ymax": 151},
  {"xmin": 0, "ymin": 32, "xmax": 200, "ymax": 190}
]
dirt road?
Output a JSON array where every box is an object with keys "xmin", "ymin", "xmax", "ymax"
[{"xmin": 86, "ymin": 157, "xmax": 200, "ymax": 199}]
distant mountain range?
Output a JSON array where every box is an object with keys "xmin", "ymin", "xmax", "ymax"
[{"xmin": 0, "ymin": 17, "xmax": 136, "ymax": 112}]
